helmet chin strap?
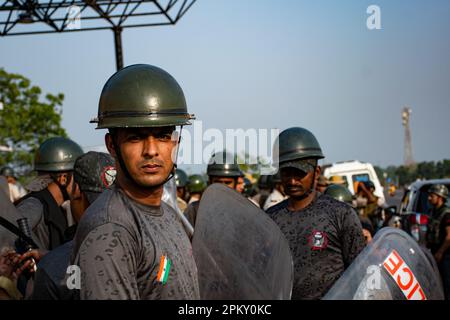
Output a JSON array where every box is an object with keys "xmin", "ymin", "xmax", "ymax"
[{"xmin": 112, "ymin": 126, "xmax": 183, "ymax": 191}]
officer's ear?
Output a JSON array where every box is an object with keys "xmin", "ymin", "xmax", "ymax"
[
  {"xmin": 315, "ymin": 165, "xmax": 321, "ymax": 178},
  {"xmin": 105, "ymin": 133, "xmax": 117, "ymax": 159},
  {"xmin": 69, "ymin": 182, "xmax": 82, "ymax": 201}
]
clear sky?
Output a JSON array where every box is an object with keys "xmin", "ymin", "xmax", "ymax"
[{"xmin": 1, "ymin": 0, "xmax": 450, "ymax": 174}]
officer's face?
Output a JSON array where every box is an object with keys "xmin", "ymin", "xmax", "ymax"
[
  {"xmin": 177, "ymin": 186, "xmax": 186, "ymax": 199},
  {"xmin": 69, "ymin": 182, "xmax": 89, "ymax": 223},
  {"xmin": 210, "ymin": 176, "xmax": 237, "ymax": 190},
  {"xmin": 107, "ymin": 127, "xmax": 177, "ymax": 189},
  {"xmin": 280, "ymin": 166, "xmax": 320, "ymax": 198},
  {"xmin": 236, "ymin": 177, "xmax": 245, "ymax": 194},
  {"xmin": 428, "ymin": 193, "xmax": 441, "ymax": 207}
]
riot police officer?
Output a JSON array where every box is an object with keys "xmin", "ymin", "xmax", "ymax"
[
  {"xmin": 266, "ymin": 127, "xmax": 365, "ymax": 299},
  {"xmin": 186, "ymin": 174, "xmax": 207, "ymax": 204},
  {"xmin": 263, "ymin": 171, "xmax": 287, "ymax": 210},
  {"xmin": 70, "ymin": 64, "xmax": 200, "ymax": 300},
  {"xmin": 426, "ymin": 184, "xmax": 450, "ymax": 299},
  {"xmin": 324, "ymin": 184, "xmax": 353, "ymax": 205},
  {"xmin": 16, "ymin": 137, "xmax": 84, "ymax": 250},
  {"xmin": 184, "ymin": 151, "xmax": 243, "ymax": 228},
  {"xmin": 0, "ymin": 166, "xmax": 26, "ymax": 202},
  {"xmin": 324, "ymin": 184, "xmax": 373, "ymax": 244},
  {"xmin": 175, "ymin": 168, "xmax": 189, "ymax": 211}
]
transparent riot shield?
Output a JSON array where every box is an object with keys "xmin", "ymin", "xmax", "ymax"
[
  {"xmin": 162, "ymin": 175, "xmax": 194, "ymax": 237},
  {"xmin": 323, "ymin": 227, "xmax": 444, "ymax": 300},
  {"xmin": 192, "ymin": 183, "xmax": 294, "ymax": 299}
]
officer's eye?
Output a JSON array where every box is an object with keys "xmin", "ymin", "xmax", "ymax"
[
  {"xmin": 126, "ymin": 134, "xmax": 141, "ymax": 142},
  {"xmin": 154, "ymin": 132, "xmax": 173, "ymax": 141}
]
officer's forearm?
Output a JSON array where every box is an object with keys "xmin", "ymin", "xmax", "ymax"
[{"xmin": 437, "ymin": 236, "xmax": 450, "ymax": 255}]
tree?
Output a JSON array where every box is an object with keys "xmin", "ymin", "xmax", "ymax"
[
  {"xmin": 0, "ymin": 68, "xmax": 67, "ymax": 175},
  {"xmin": 237, "ymin": 152, "xmax": 271, "ymax": 183}
]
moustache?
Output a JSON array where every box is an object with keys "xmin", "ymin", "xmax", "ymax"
[
  {"xmin": 285, "ymin": 184, "xmax": 305, "ymax": 192},
  {"xmin": 139, "ymin": 160, "xmax": 165, "ymax": 167}
]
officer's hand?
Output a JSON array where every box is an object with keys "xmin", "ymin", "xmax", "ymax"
[
  {"xmin": 19, "ymin": 249, "xmax": 47, "ymax": 264},
  {"xmin": 15, "ymin": 249, "xmax": 48, "ymax": 276},
  {"xmin": 0, "ymin": 250, "xmax": 20, "ymax": 280}
]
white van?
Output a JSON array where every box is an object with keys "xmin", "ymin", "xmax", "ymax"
[{"xmin": 322, "ymin": 160, "xmax": 385, "ymax": 205}]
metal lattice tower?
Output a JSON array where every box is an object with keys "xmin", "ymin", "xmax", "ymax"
[
  {"xmin": 0, "ymin": 0, "xmax": 197, "ymax": 70},
  {"xmin": 401, "ymin": 107, "xmax": 414, "ymax": 166}
]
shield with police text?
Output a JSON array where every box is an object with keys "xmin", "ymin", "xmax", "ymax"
[
  {"xmin": 192, "ymin": 183, "xmax": 294, "ymax": 299},
  {"xmin": 323, "ymin": 227, "xmax": 444, "ymax": 300}
]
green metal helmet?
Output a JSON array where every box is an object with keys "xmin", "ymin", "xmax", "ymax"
[
  {"xmin": 187, "ymin": 174, "xmax": 207, "ymax": 194},
  {"xmin": 428, "ymin": 184, "xmax": 448, "ymax": 200},
  {"xmin": 175, "ymin": 168, "xmax": 188, "ymax": 188},
  {"xmin": 0, "ymin": 166, "xmax": 16, "ymax": 178},
  {"xmin": 34, "ymin": 137, "xmax": 84, "ymax": 172},
  {"xmin": 324, "ymin": 184, "xmax": 353, "ymax": 205},
  {"xmin": 273, "ymin": 127, "xmax": 324, "ymax": 164},
  {"xmin": 91, "ymin": 64, "xmax": 195, "ymax": 129},
  {"xmin": 206, "ymin": 151, "xmax": 243, "ymax": 178}
]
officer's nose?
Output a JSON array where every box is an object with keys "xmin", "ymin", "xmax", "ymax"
[{"xmin": 142, "ymin": 136, "xmax": 159, "ymax": 158}]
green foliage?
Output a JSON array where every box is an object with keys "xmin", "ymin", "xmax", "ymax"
[
  {"xmin": 0, "ymin": 68, "xmax": 67, "ymax": 175},
  {"xmin": 237, "ymin": 152, "xmax": 271, "ymax": 181},
  {"xmin": 377, "ymin": 160, "xmax": 450, "ymax": 187}
]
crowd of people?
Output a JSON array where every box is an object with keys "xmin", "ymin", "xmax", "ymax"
[{"xmin": 0, "ymin": 64, "xmax": 449, "ymax": 300}]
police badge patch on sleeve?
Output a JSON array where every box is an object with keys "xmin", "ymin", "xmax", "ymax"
[
  {"xmin": 101, "ymin": 166, "xmax": 116, "ymax": 187},
  {"xmin": 308, "ymin": 230, "xmax": 329, "ymax": 250}
]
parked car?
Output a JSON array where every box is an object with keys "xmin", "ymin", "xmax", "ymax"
[{"xmin": 400, "ymin": 179, "xmax": 450, "ymax": 245}]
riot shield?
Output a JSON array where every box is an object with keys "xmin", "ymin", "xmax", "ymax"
[
  {"xmin": 192, "ymin": 183, "xmax": 294, "ymax": 299},
  {"xmin": 323, "ymin": 227, "xmax": 444, "ymax": 300},
  {"xmin": 0, "ymin": 176, "xmax": 9, "ymax": 198},
  {"xmin": 0, "ymin": 182, "xmax": 24, "ymax": 250},
  {"xmin": 162, "ymin": 175, "xmax": 194, "ymax": 237}
]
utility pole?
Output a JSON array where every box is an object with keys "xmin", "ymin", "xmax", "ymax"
[{"xmin": 402, "ymin": 107, "xmax": 414, "ymax": 166}]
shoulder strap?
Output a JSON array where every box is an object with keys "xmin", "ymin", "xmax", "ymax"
[{"xmin": 17, "ymin": 189, "xmax": 67, "ymax": 250}]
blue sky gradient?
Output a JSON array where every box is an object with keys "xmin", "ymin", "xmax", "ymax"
[{"xmin": 1, "ymin": 0, "xmax": 449, "ymax": 173}]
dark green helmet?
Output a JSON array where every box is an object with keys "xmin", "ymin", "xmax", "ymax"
[
  {"xmin": 91, "ymin": 64, "xmax": 195, "ymax": 129},
  {"xmin": 206, "ymin": 151, "xmax": 243, "ymax": 177},
  {"xmin": 187, "ymin": 174, "xmax": 207, "ymax": 193},
  {"xmin": 0, "ymin": 166, "xmax": 16, "ymax": 178},
  {"xmin": 175, "ymin": 168, "xmax": 188, "ymax": 188},
  {"xmin": 273, "ymin": 127, "xmax": 324, "ymax": 164},
  {"xmin": 324, "ymin": 184, "xmax": 353, "ymax": 204},
  {"xmin": 428, "ymin": 184, "xmax": 448, "ymax": 200},
  {"xmin": 34, "ymin": 137, "xmax": 84, "ymax": 172}
]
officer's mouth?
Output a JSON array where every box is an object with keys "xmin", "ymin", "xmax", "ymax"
[
  {"xmin": 141, "ymin": 163, "xmax": 162, "ymax": 173},
  {"xmin": 285, "ymin": 186, "xmax": 304, "ymax": 194}
]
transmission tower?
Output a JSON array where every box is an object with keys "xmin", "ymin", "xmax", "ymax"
[{"xmin": 401, "ymin": 107, "xmax": 414, "ymax": 166}]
